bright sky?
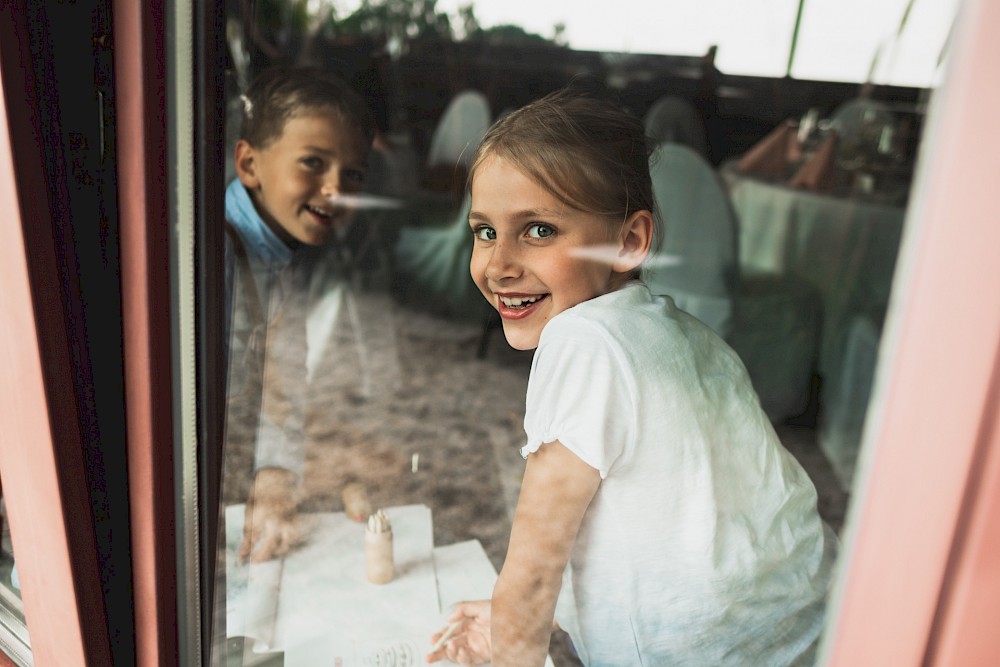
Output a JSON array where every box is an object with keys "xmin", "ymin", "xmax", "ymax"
[{"xmin": 335, "ymin": 0, "xmax": 960, "ymax": 87}]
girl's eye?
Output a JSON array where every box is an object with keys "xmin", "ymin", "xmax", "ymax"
[
  {"xmin": 527, "ymin": 223, "xmax": 555, "ymax": 239},
  {"xmin": 472, "ymin": 226, "xmax": 496, "ymax": 241}
]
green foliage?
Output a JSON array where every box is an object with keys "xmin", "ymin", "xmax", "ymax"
[
  {"xmin": 335, "ymin": 0, "xmax": 562, "ymax": 47},
  {"xmin": 468, "ymin": 23, "xmax": 564, "ymax": 48},
  {"xmin": 337, "ymin": 0, "xmax": 458, "ymax": 42},
  {"xmin": 231, "ymin": 0, "xmax": 564, "ymax": 68}
]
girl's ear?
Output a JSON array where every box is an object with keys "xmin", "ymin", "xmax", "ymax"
[
  {"xmin": 612, "ymin": 210, "xmax": 654, "ymax": 274},
  {"xmin": 234, "ymin": 139, "xmax": 261, "ymax": 189}
]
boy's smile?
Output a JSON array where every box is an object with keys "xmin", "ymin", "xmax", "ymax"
[
  {"xmin": 235, "ymin": 112, "xmax": 370, "ymax": 247},
  {"xmin": 469, "ymin": 156, "xmax": 624, "ymax": 351}
]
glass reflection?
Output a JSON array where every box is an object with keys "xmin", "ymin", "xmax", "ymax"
[
  {"xmin": 211, "ymin": 2, "xmax": 948, "ymax": 665},
  {"xmin": 0, "ymin": 492, "xmax": 29, "ymax": 662}
]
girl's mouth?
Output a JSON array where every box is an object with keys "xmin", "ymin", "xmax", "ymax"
[{"xmin": 497, "ymin": 293, "xmax": 548, "ymax": 318}]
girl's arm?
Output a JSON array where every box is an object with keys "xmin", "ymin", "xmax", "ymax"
[{"xmin": 492, "ymin": 440, "xmax": 601, "ymax": 667}]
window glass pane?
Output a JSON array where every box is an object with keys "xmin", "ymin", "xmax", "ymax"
[
  {"xmin": 205, "ymin": 1, "xmax": 956, "ymax": 665},
  {"xmin": 791, "ymin": 0, "xmax": 958, "ymax": 86},
  {"xmin": 431, "ymin": 0, "xmax": 801, "ymax": 77},
  {"xmin": 0, "ymin": 495, "xmax": 30, "ymax": 664}
]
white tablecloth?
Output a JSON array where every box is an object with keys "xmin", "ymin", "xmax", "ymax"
[
  {"xmin": 723, "ymin": 167, "xmax": 906, "ymax": 489},
  {"xmin": 722, "ymin": 167, "xmax": 905, "ymax": 379}
]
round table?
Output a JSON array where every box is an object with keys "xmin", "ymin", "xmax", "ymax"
[
  {"xmin": 722, "ymin": 167, "xmax": 907, "ymax": 379},
  {"xmin": 722, "ymin": 166, "xmax": 908, "ymax": 489}
]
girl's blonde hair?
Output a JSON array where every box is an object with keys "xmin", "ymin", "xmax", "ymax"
[{"xmin": 468, "ymin": 80, "xmax": 659, "ymax": 267}]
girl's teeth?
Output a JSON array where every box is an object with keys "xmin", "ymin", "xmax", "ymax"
[{"xmin": 501, "ymin": 295, "xmax": 540, "ymax": 307}]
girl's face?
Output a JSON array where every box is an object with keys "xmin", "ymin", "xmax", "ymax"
[
  {"xmin": 469, "ymin": 156, "xmax": 622, "ymax": 351},
  {"xmin": 235, "ymin": 112, "xmax": 370, "ymax": 246}
]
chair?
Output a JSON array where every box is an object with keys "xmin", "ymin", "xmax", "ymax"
[
  {"xmin": 646, "ymin": 142, "xmax": 821, "ymax": 422},
  {"xmin": 819, "ymin": 314, "xmax": 881, "ymax": 491},
  {"xmin": 643, "ymin": 96, "xmax": 710, "ymax": 159},
  {"xmin": 726, "ymin": 274, "xmax": 822, "ymax": 422},
  {"xmin": 419, "ymin": 89, "xmax": 491, "ymax": 208},
  {"xmin": 425, "ymin": 90, "xmax": 492, "ymax": 172},
  {"xmin": 394, "ymin": 193, "xmax": 483, "ymax": 321},
  {"xmin": 645, "ymin": 143, "xmax": 739, "ymax": 337},
  {"xmin": 391, "ymin": 91, "xmax": 492, "ymax": 321}
]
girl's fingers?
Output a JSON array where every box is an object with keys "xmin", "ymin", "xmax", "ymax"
[{"xmin": 448, "ymin": 604, "xmax": 475, "ymax": 621}]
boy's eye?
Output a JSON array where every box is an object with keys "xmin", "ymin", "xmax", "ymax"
[
  {"xmin": 343, "ymin": 169, "xmax": 366, "ymax": 189},
  {"xmin": 300, "ymin": 156, "xmax": 325, "ymax": 171},
  {"xmin": 472, "ymin": 226, "xmax": 496, "ymax": 241},
  {"xmin": 527, "ymin": 223, "xmax": 555, "ymax": 239}
]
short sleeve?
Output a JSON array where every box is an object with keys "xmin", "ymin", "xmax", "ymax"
[{"xmin": 522, "ymin": 316, "xmax": 636, "ymax": 478}]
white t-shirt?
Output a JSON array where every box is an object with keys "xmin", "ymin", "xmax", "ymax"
[{"xmin": 522, "ymin": 282, "xmax": 836, "ymax": 666}]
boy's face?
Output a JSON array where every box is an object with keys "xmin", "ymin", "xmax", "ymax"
[
  {"xmin": 468, "ymin": 156, "xmax": 621, "ymax": 351},
  {"xmin": 235, "ymin": 111, "xmax": 370, "ymax": 246}
]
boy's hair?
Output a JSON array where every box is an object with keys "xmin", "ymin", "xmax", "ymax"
[
  {"xmin": 239, "ymin": 66, "xmax": 376, "ymax": 148},
  {"xmin": 469, "ymin": 79, "xmax": 658, "ymax": 254}
]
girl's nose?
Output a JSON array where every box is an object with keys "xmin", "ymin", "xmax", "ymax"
[{"xmin": 484, "ymin": 240, "xmax": 521, "ymax": 282}]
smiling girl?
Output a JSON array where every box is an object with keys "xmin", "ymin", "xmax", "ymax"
[{"xmin": 427, "ymin": 83, "xmax": 837, "ymax": 666}]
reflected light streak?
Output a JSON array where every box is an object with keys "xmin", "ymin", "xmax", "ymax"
[
  {"xmin": 567, "ymin": 244, "xmax": 682, "ymax": 268},
  {"xmin": 326, "ymin": 193, "xmax": 404, "ymax": 210}
]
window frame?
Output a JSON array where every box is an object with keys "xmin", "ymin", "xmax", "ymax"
[
  {"xmin": 112, "ymin": 1, "xmax": 181, "ymax": 666},
  {"xmin": 0, "ymin": 4, "xmax": 115, "ymax": 665},
  {"xmin": 819, "ymin": 0, "xmax": 1000, "ymax": 663},
  {"xmin": 2, "ymin": 0, "xmax": 999, "ymax": 665}
]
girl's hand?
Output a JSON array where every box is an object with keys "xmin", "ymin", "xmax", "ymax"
[{"xmin": 426, "ymin": 600, "xmax": 492, "ymax": 665}]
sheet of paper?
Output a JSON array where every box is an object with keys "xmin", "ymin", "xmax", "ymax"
[
  {"xmin": 227, "ymin": 504, "xmax": 439, "ymax": 655},
  {"xmin": 228, "ymin": 507, "xmax": 553, "ymax": 666},
  {"xmin": 225, "ymin": 504, "xmax": 284, "ymax": 652},
  {"xmin": 275, "ymin": 505, "xmax": 440, "ymax": 654},
  {"xmin": 433, "ymin": 539, "xmax": 497, "ymax": 612},
  {"xmin": 429, "ymin": 541, "xmax": 555, "ymax": 667},
  {"xmin": 285, "ymin": 634, "xmax": 430, "ymax": 667},
  {"xmin": 286, "ymin": 540, "xmax": 499, "ymax": 666}
]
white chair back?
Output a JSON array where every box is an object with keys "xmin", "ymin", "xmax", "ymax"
[
  {"xmin": 644, "ymin": 96, "xmax": 709, "ymax": 158},
  {"xmin": 426, "ymin": 90, "xmax": 492, "ymax": 170},
  {"xmin": 645, "ymin": 143, "xmax": 738, "ymax": 336}
]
